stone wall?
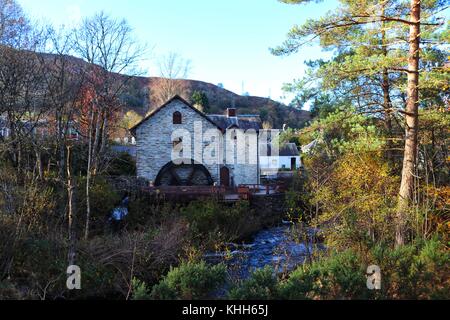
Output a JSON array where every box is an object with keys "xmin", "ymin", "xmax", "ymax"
[
  {"xmin": 223, "ymin": 129, "xmax": 260, "ymax": 186},
  {"xmin": 135, "ymin": 99, "xmax": 221, "ymax": 184},
  {"xmin": 135, "ymin": 98, "xmax": 260, "ymax": 186}
]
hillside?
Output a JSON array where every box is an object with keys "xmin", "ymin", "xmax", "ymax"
[
  {"xmin": 122, "ymin": 76, "xmax": 312, "ymax": 129},
  {"xmin": 39, "ymin": 53, "xmax": 312, "ymax": 129}
]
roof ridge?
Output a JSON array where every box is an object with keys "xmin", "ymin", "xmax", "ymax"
[
  {"xmin": 130, "ymin": 95, "xmax": 222, "ymax": 134},
  {"xmin": 207, "ymin": 114, "xmax": 261, "ymax": 118}
]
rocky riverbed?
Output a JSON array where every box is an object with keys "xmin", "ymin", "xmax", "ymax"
[{"xmin": 204, "ymin": 222, "xmax": 325, "ymax": 280}]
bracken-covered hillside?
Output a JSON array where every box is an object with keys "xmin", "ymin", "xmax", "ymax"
[
  {"xmin": 40, "ymin": 53, "xmax": 312, "ymax": 129},
  {"xmin": 121, "ymin": 76, "xmax": 312, "ymax": 129}
]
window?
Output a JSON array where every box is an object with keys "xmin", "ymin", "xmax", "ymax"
[{"xmin": 173, "ymin": 111, "xmax": 182, "ymax": 124}]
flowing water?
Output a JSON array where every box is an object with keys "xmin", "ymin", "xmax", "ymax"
[{"xmin": 205, "ymin": 222, "xmax": 324, "ymax": 280}]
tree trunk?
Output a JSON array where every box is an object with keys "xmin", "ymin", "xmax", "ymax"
[
  {"xmin": 396, "ymin": 0, "xmax": 421, "ymax": 247},
  {"xmin": 99, "ymin": 116, "xmax": 108, "ymax": 162},
  {"xmin": 382, "ymin": 71, "xmax": 394, "ymax": 160},
  {"xmin": 92, "ymin": 107, "xmax": 102, "ymax": 175},
  {"xmin": 58, "ymin": 115, "xmax": 66, "ymax": 180},
  {"xmin": 381, "ymin": 3, "xmax": 393, "ymax": 162},
  {"xmin": 35, "ymin": 147, "xmax": 43, "ymax": 180},
  {"xmin": 67, "ymin": 146, "xmax": 76, "ymax": 266},
  {"xmin": 84, "ymin": 106, "xmax": 95, "ymax": 240}
]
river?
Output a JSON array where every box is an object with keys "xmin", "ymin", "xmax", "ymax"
[{"xmin": 204, "ymin": 222, "xmax": 325, "ymax": 280}]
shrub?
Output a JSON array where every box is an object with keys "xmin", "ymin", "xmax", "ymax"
[
  {"xmin": 107, "ymin": 152, "xmax": 136, "ymax": 176},
  {"xmin": 3, "ymin": 235, "xmax": 68, "ymax": 299},
  {"xmin": 180, "ymin": 200, "xmax": 222, "ymax": 237},
  {"xmin": 370, "ymin": 238, "xmax": 450, "ymax": 299},
  {"xmin": 0, "ymin": 280, "xmax": 29, "ymax": 300},
  {"xmin": 0, "ymin": 164, "xmax": 57, "ymax": 235},
  {"xmin": 77, "ymin": 177, "xmax": 121, "ymax": 235},
  {"xmin": 305, "ymin": 151, "xmax": 398, "ymax": 250},
  {"xmin": 228, "ymin": 266, "xmax": 279, "ymax": 300},
  {"xmin": 279, "ymin": 250, "xmax": 368, "ymax": 300},
  {"xmin": 90, "ymin": 178, "xmax": 121, "ymax": 219},
  {"xmin": 150, "ymin": 261, "xmax": 227, "ymax": 300},
  {"xmin": 131, "ymin": 278, "xmax": 151, "ymax": 300},
  {"xmin": 148, "ymin": 218, "xmax": 191, "ymax": 276},
  {"xmin": 275, "ymin": 239, "xmax": 450, "ymax": 300},
  {"xmin": 180, "ymin": 200, "xmax": 259, "ymax": 245},
  {"xmin": 127, "ymin": 200, "xmax": 176, "ymax": 230}
]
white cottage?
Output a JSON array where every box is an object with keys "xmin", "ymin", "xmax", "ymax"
[{"xmin": 260, "ymin": 143, "xmax": 302, "ymax": 175}]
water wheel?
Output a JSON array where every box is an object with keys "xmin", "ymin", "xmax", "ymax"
[{"xmin": 155, "ymin": 161, "xmax": 214, "ymax": 186}]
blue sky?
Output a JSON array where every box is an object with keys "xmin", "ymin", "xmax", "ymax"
[{"xmin": 18, "ymin": 0, "xmax": 338, "ymax": 102}]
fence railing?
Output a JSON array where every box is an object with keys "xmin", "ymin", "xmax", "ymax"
[{"xmin": 106, "ymin": 176, "xmax": 284, "ymax": 201}]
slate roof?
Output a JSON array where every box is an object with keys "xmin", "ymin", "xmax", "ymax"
[
  {"xmin": 130, "ymin": 95, "xmax": 222, "ymax": 134},
  {"xmin": 207, "ymin": 114, "xmax": 262, "ymax": 131},
  {"xmin": 130, "ymin": 95, "xmax": 263, "ymax": 135},
  {"xmin": 265, "ymin": 143, "xmax": 300, "ymax": 157}
]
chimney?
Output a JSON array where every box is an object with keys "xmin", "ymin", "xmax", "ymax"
[{"xmin": 227, "ymin": 108, "xmax": 236, "ymax": 118}]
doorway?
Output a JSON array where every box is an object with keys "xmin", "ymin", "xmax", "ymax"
[
  {"xmin": 291, "ymin": 158, "xmax": 297, "ymax": 171},
  {"xmin": 220, "ymin": 166, "xmax": 230, "ymax": 187}
]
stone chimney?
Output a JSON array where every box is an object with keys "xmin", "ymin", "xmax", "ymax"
[{"xmin": 227, "ymin": 108, "xmax": 236, "ymax": 117}]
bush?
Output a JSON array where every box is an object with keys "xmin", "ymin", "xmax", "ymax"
[
  {"xmin": 131, "ymin": 278, "xmax": 151, "ymax": 300},
  {"xmin": 180, "ymin": 200, "xmax": 260, "ymax": 245},
  {"xmin": 228, "ymin": 250, "xmax": 374, "ymax": 301},
  {"xmin": 279, "ymin": 250, "xmax": 368, "ymax": 300},
  {"xmin": 228, "ymin": 266, "xmax": 279, "ymax": 300},
  {"xmin": 2, "ymin": 235, "xmax": 68, "ymax": 299},
  {"xmin": 127, "ymin": 200, "xmax": 176, "ymax": 231},
  {"xmin": 150, "ymin": 261, "xmax": 227, "ymax": 300},
  {"xmin": 0, "ymin": 280, "xmax": 26, "ymax": 300},
  {"xmin": 0, "ymin": 164, "xmax": 57, "ymax": 235},
  {"xmin": 370, "ymin": 238, "xmax": 450, "ymax": 299},
  {"xmin": 274, "ymin": 238, "xmax": 450, "ymax": 300},
  {"xmin": 77, "ymin": 177, "xmax": 121, "ymax": 235},
  {"xmin": 180, "ymin": 200, "xmax": 222, "ymax": 237},
  {"xmin": 107, "ymin": 152, "xmax": 136, "ymax": 176},
  {"xmin": 90, "ymin": 178, "xmax": 121, "ymax": 219}
]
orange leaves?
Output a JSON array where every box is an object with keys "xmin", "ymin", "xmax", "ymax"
[{"xmin": 74, "ymin": 69, "xmax": 122, "ymax": 138}]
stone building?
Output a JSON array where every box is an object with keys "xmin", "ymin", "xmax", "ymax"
[{"xmin": 130, "ymin": 95, "xmax": 262, "ymax": 187}]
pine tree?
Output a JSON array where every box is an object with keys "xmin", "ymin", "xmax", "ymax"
[{"xmin": 272, "ymin": 0, "xmax": 448, "ymax": 246}]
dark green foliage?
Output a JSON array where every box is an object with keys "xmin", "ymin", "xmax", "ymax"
[
  {"xmin": 180, "ymin": 200, "xmax": 261, "ymax": 245},
  {"xmin": 0, "ymin": 280, "xmax": 24, "ymax": 300},
  {"xmin": 228, "ymin": 239, "xmax": 450, "ymax": 300},
  {"xmin": 150, "ymin": 261, "xmax": 227, "ymax": 300},
  {"xmin": 229, "ymin": 266, "xmax": 279, "ymax": 300},
  {"xmin": 11, "ymin": 238, "xmax": 68, "ymax": 296},
  {"xmin": 280, "ymin": 250, "xmax": 368, "ymax": 300},
  {"xmin": 126, "ymin": 197, "xmax": 156, "ymax": 229},
  {"xmin": 308, "ymin": 93, "xmax": 342, "ymax": 119},
  {"xmin": 89, "ymin": 178, "xmax": 121, "ymax": 219},
  {"xmin": 76, "ymin": 177, "xmax": 121, "ymax": 235},
  {"xmin": 131, "ymin": 278, "xmax": 151, "ymax": 300},
  {"xmin": 191, "ymin": 90, "xmax": 210, "ymax": 112},
  {"xmin": 370, "ymin": 238, "xmax": 450, "ymax": 299},
  {"xmin": 107, "ymin": 152, "xmax": 136, "ymax": 176}
]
